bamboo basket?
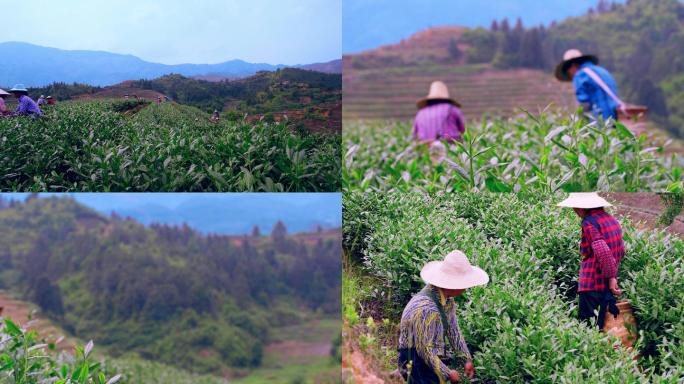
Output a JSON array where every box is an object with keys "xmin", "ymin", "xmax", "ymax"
[{"xmin": 603, "ymin": 300, "xmax": 638, "ymax": 348}]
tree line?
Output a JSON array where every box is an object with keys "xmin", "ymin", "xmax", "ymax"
[{"xmin": 0, "ymin": 196, "xmax": 341, "ymax": 374}]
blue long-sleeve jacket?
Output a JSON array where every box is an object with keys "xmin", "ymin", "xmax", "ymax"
[{"xmin": 573, "ymin": 62, "xmax": 620, "ymax": 120}]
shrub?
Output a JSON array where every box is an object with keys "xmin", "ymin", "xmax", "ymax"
[{"xmin": 344, "ymin": 192, "xmax": 684, "ymax": 381}]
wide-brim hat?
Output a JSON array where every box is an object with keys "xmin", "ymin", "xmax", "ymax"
[
  {"xmin": 420, "ymin": 250, "xmax": 489, "ymax": 290},
  {"xmin": 557, "ymin": 192, "xmax": 612, "ymax": 209},
  {"xmin": 0, "ymin": 88, "xmax": 9, "ymax": 97},
  {"xmin": 417, "ymin": 81, "xmax": 461, "ymax": 109},
  {"xmin": 9, "ymin": 84, "xmax": 29, "ymax": 94},
  {"xmin": 554, "ymin": 49, "xmax": 599, "ymax": 82}
]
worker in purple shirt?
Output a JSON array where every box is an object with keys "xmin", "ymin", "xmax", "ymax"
[
  {"xmin": 9, "ymin": 84, "xmax": 42, "ymax": 118},
  {"xmin": 413, "ymin": 81, "xmax": 465, "ymax": 144}
]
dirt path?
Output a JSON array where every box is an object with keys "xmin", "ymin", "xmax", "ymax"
[
  {"xmin": 0, "ymin": 290, "xmax": 75, "ymax": 351},
  {"xmin": 603, "ymin": 193, "xmax": 684, "ymax": 236}
]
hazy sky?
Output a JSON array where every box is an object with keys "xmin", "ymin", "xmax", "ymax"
[
  {"xmin": 1, "ymin": 193, "xmax": 342, "ymax": 235},
  {"xmin": 344, "ymin": 0, "xmax": 626, "ymax": 53},
  {"xmin": 0, "ymin": 0, "xmax": 341, "ymax": 65}
]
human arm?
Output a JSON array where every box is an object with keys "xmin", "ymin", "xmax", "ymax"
[
  {"xmin": 446, "ymin": 303, "xmax": 474, "ymax": 377},
  {"xmin": 573, "ymin": 71, "xmax": 593, "ymax": 112},
  {"xmin": 415, "ymin": 313, "xmax": 455, "ymax": 382}
]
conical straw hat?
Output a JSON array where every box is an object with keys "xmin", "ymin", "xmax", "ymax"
[
  {"xmin": 557, "ymin": 192, "xmax": 612, "ymax": 209},
  {"xmin": 420, "ymin": 250, "xmax": 489, "ymax": 290},
  {"xmin": 554, "ymin": 49, "xmax": 599, "ymax": 82},
  {"xmin": 416, "ymin": 81, "xmax": 461, "ymax": 109},
  {"xmin": 0, "ymin": 88, "xmax": 9, "ymax": 96}
]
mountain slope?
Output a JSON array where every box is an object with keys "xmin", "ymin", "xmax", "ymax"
[
  {"xmin": 0, "ymin": 195, "xmax": 342, "ymax": 375},
  {"xmin": 0, "ymin": 42, "xmax": 340, "ymax": 86}
]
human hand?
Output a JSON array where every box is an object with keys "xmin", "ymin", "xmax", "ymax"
[
  {"xmin": 609, "ymin": 278, "xmax": 622, "ymax": 296},
  {"xmin": 448, "ymin": 369, "xmax": 460, "ymax": 383},
  {"xmin": 464, "ymin": 361, "xmax": 475, "ymax": 379}
]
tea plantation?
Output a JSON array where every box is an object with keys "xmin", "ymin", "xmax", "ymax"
[
  {"xmin": 343, "ymin": 192, "xmax": 684, "ymax": 382},
  {"xmin": 344, "ymin": 111, "xmax": 683, "ymax": 193},
  {"xmin": 0, "ymin": 100, "xmax": 340, "ymax": 192}
]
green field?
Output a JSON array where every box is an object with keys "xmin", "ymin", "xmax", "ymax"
[
  {"xmin": 344, "ymin": 111, "xmax": 684, "ymax": 193},
  {"xmin": 343, "ymin": 192, "xmax": 684, "ymax": 382},
  {"xmin": 0, "ymin": 99, "xmax": 340, "ymax": 192}
]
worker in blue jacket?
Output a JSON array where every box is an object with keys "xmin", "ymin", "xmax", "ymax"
[{"xmin": 555, "ymin": 49, "xmax": 622, "ymax": 121}]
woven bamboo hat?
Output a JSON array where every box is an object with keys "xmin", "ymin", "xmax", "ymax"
[
  {"xmin": 420, "ymin": 250, "xmax": 489, "ymax": 290},
  {"xmin": 9, "ymin": 84, "xmax": 29, "ymax": 95},
  {"xmin": 555, "ymin": 49, "xmax": 599, "ymax": 82},
  {"xmin": 416, "ymin": 81, "xmax": 461, "ymax": 109},
  {"xmin": 557, "ymin": 192, "xmax": 612, "ymax": 209}
]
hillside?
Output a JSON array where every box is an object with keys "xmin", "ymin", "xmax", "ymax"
[
  {"xmin": 343, "ymin": 63, "xmax": 575, "ymax": 120},
  {"xmin": 0, "ymin": 100, "xmax": 341, "ymax": 192},
  {"xmin": 0, "ymin": 42, "xmax": 341, "ymax": 87},
  {"xmin": 0, "ymin": 195, "xmax": 341, "ymax": 379},
  {"xmin": 24, "ymin": 68, "xmax": 342, "ymax": 134}
]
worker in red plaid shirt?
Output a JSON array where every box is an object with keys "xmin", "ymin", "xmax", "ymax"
[{"xmin": 557, "ymin": 193, "xmax": 624, "ymax": 329}]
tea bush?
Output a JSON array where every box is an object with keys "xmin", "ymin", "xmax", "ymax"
[
  {"xmin": 344, "ymin": 111, "xmax": 684, "ymax": 193},
  {"xmin": 0, "ymin": 100, "xmax": 340, "ymax": 191},
  {"xmin": 0, "ymin": 317, "xmax": 121, "ymax": 384},
  {"xmin": 343, "ymin": 192, "xmax": 684, "ymax": 381}
]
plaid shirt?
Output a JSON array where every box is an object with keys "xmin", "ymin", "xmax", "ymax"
[{"xmin": 578, "ymin": 209, "xmax": 624, "ymax": 292}]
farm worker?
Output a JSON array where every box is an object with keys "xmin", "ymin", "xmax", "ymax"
[
  {"xmin": 555, "ymin": 49, "xmax": 621, "ymax": 121},
  {"xmin": 46, "ymin": 96, "xmax": 55, "ymax": 105},
  {"xmin": 413, "ymin": 81, "xmax": 465, "ymax": 144},
  {"xmin": 398, "ymin": 250, "xmax": 488, "ymax": 383},
  {"xmin": 37, "ymin": 95, "xmax": 46, "ymax": 106},
  {"xmin": 557, "ymin": 192, "xmax": 624, "ymax": 329},
  {"xmin": 210, "ymin": 110, "xmax": 220, "ymax": 123},
  {"xmin": 157, "ymin": 96, "xmax": 162, "ymax": 104},
  {"xmin": 9, "ymin": 84, "xmax": 42, "ymax": 118},
  {"xmin": 0, "ymin": 88, "xmax": 9, "ymax": 116}
]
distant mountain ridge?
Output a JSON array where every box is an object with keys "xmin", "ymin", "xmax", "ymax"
[{"xmin": 0, "ymin": 42, "xmax": 341, "ymax": 87}]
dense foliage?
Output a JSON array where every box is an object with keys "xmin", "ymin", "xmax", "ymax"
[
  {"xmin": 343, "ymin": 192, "xmax": 684, "ymax": 382},
  {"xmin": 344, "ymin": 111, "xmax": 684, "ymax": 192},
  {"xmin": 25, "ymin": 82, "xmax": 103, "ymax": 101},
  {"xmin": 0, "ymin": 318, "xmax": 120, "ymax": 384},
  {"xmin": 0, "ymin": 196, "xmax": 341, "ymax": 374},
  {"xmin": 461, "ymin": 0, "xmax": 684, "ymax": 137},
  {"xmin": 0, "ymin": 100, "xmax": 341, "ymax": 192}
]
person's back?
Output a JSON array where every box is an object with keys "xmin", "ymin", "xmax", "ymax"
[
  {"xmin": 573, "ymin": 62, "xmax": 620, "ymax": 120},
  {"xmin": 413, "ymin": 102, "xmax": 465, "ymax": 143},
  {"xmin": 16, "ymin": 95, "xmax": 42, "ymax": 117},
  {"xmin": 0, "ymin": 97, "xmax": 6, "ymax": 115}
]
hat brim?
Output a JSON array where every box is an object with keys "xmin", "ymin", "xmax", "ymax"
[
  {"xmin": 9, "ymin": 90, "xmax": 29, "ymax": 94},
  {"xmin": 554, "ymin": 55, "xmax": 599, "ymax": 82},
  {"xmin": 416, "ymin": 97, "xmax": 461, "ymax": 109},
  {"xmin": 420, "ymin": 261, "xmax": 489, "ymax": 290},
  {"xmin": 556, "ymin": 199, "xmax": 612, "ymax": 209}
]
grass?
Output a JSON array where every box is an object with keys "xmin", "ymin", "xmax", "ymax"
[
  {"xmin": 344, "ymin": 110, "xmax": 684, "ymax": 193},
  {"xmin": 0, "ymin": 99, "xmax": 340, "ymax": 191}
]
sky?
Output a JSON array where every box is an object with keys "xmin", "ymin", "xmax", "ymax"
[
  {"xmin": 343, "ymin": 0, "xmax": 626, "ymax": 53},
  {"xmin": 1, "ymin": 193, "xmax": 342, "ymax": 235},
  {"xmin": 0, "ymin": 0, "xmax": 341, "ymax": 65}
]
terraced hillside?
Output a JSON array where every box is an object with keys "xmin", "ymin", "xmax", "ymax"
[{"xmin": 343, "ymin": 63, "xmax": 576, "ymax": 121}]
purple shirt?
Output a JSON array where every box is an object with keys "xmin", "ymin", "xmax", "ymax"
[
  {"xmin": 413, "ymin": 103, "xmax": 465, "ymax": 143},
  {"xmin": 16, "ymin": 95, "xmax": 42, "ymax": 116},
  {"xmin": 0, "ymin": 98, "xmax": 6, "ymax": 113}
]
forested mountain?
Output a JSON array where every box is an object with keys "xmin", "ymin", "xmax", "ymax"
[
  {"xmin": 0, "ymin": 42, "xmax": 340, "ymax": 87},
  {"xmin": 26, "ymin": 68, "xmax": 342, "ymax": 116},
  {"xmin": 0, "ymin": 195, "xmax": 341, "ymax": 374},
  {"xmin": 459, "ymin": 0, "xmax": 684, "ymax": 136}
]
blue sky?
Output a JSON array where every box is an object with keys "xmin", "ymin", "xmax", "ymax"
[
  {"xmin": 0, "ymin": 0, "xmax": 341, "ymax": 65},
  {"xmin": 343, "ymin": 0, "xmax": 626, "ymax": 53},
  {"xmin": 1, "ymin": 193, "xmax": 342, "ymax": 235}
]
